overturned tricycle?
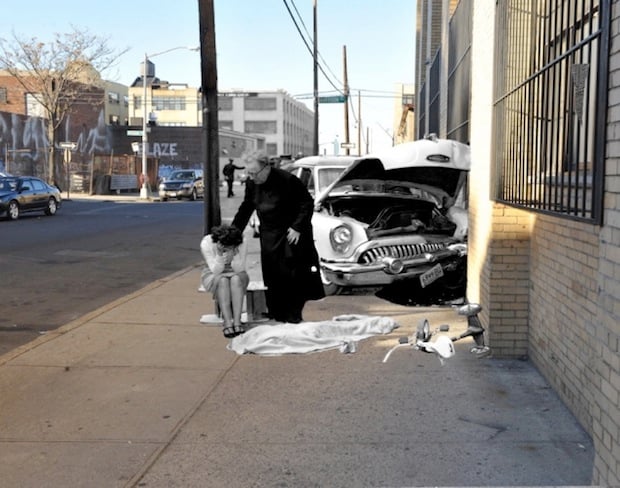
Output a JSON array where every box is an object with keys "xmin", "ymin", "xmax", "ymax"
[{"xmin": 382, "ymin": 303, "xmax": 491, "ymax": 363}]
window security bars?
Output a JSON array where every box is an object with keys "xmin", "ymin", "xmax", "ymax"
[{"xmin": 493, "ymin": 0, "xmax": 609, "ymax": 223}]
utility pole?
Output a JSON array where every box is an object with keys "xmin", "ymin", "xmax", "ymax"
[
  {"xmin": 312, "ymin": 0, "xmax": 319, "ymax": 155},
  {"xmin": 343, "ymin": 45, "xmax": 350, "ymax": 156},
  {"xmin": 199, "ymin": 0, "xmax": 221, "ymax": 235}
]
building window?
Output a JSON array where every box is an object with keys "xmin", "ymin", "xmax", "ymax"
[
  {"xmin": 153, "ymin": 96, "xmax": 186, "ymax": 111},
  {"xmin": 25, "ymin": 93, "xmax": 46, "ymax": 118},
  {"xmin": 244, "ymin": 97, "xmax": 277, "ymax": 111},
  {"xmin": 493, "ymin": 1, "xmax": 608, "ymax": 223},
  {"xmin": 219, "ymin": 120, "xmax": 234, "ymax": 130},
  {"xmin": 245, "ymin": 121, "xmax": 277, "ymax": 134},
  {"xmin": 109, "ymin": 114, "xmax": 120, "ymax": 125},
  {"xmin": 218, "ymin": 96, "xmax": 233, "ymax": 110},
  {"xmin": 402, "ymin": 94, "xmax": 414, "ymax": 106},
  {"xmin": 108, "ymin": 92, "xmax": 120, "ymax": 104},
  {"xmin": 0, "ymin": 87, "xmax": 7, "ymax": 104},
  {"xmin": 266, "ymin": 143, "xmax": 278, "ymax": 156},
  {"xmin": 134, "ymin": 95, "xmax": 142, "ymax": 110}
]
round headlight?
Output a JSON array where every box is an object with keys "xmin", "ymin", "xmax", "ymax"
[{"xmin": 330, "ymin": 224, "xmax": 352, "ymax": 253}]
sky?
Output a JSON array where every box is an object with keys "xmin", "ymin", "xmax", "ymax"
[{"xmin": 0, "ymin": 0, "xmax": 416, "ymax": 154}]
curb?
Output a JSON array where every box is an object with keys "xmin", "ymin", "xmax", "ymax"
[{"xmin": 0, "ymin": 264, "xmax": 200, "ymax": 367}]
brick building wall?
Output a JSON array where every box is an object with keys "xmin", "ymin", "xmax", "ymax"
[
  {"xmin": 0, "ymin": 72, "xmax": 29, "ymax": 115},
  {"xmin": 591, "ymin": 1, "xmax": 620, "ymax": 481},
  {"xmin": 522, "ymin": 3, "xmax": 620, "ymax": 483},
  {"xmin": 466, "ymin": 0, "xmax": 620, "ymax": 485}
]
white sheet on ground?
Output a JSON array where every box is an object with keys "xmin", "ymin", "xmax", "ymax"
[{"xmin": 227, "ymin": 314, "xmax": 399, "ymax": 355}]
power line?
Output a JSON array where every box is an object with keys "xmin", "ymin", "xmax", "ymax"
[
  {"xmin": 281, "ymin": 0, "xmax": 343, "ymax": 95},
  {"xmin": 288, "ymin": 0, "xmax": 344, "ymax": 87}
]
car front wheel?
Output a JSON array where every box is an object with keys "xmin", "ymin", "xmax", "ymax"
[
  {"xmin": 44, "ymin": 197, "xmax": 58, "ymax": 216},
  {"xmin": 8, "ymin": 200, "xmax": 19, "ymax": 220},
  {"xmin": 190, "ymin": 188, "xmax": 197, "ymax": 201}
]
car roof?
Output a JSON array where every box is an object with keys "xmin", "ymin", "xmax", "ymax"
[{"xmin": 315, "ymin": 138, "xmax": 471, "ymax": 204}]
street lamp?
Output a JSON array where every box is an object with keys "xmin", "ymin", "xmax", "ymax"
[{"xmin": 140, "ymin": 46, "xmax": 199, "ymax": 199}]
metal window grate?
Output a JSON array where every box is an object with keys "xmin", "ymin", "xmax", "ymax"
[{"xmin": 493, "ymin": 0, "xmax": 609, "ymax": 223}]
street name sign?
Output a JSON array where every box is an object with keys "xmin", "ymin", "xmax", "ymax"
[{"xmin": 318, "ymin": 95, "xmax": 346, "ymax": 103}]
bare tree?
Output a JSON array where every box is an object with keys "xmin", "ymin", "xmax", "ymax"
[{"xmin": 0, "ymin": 26, "xmax": 128, "ymax": 183}]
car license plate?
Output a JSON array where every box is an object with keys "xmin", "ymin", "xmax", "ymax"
[{"xmin": 420, "ymin": 263, "xmax": 444, "ymax": 288}]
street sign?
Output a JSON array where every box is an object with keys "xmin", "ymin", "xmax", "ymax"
[
  {"xmin": 59, "ymin": 142, "xmax": 76, "ymax": 150},
  {"xmin": 340, "ymin": 142, "xmax": 356, "ymax": 149},
  {"xmin": 318, "ymin": 95, "xmax": 346, "ymax": 103},
  {"xmin": 127, "ymin": 130, "xmax": 143, "ymax": 136}
]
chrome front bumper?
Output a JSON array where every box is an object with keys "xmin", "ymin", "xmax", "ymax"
[{"xmin": 321, "ymin": 244, "xmax": 467, "ymax": 287}]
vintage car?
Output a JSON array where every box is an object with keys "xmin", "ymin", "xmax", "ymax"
[{"xmin": 313, "ymin": 136, "xmax": 470, "ymax": 295}]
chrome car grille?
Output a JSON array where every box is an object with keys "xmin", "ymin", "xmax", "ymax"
[
  {"xmin": 164, "ymin": 183, "xmax": 183, "ymax": 190},
  {"xmin": 360, "ymin": 242, "xmax": 446, "ymax": 264}
]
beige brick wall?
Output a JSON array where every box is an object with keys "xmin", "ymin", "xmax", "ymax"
[
  {"xmin": 591, "ymin": 2, "xmax": 620, "ymax": 482},
  {"xmin": 468, "ymin": 0, "xmax": 620, "ymax": 484},
  {"xmin": 528, "ymin": 215, "xmax": 600, "ymax": 433}
]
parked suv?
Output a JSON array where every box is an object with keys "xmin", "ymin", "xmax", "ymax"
[{"xmin": 158, "ymin": 169, "xmax": 204, "ymax": 201}]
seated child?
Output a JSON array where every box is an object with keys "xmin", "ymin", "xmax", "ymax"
[{"xmin": 200, "ymin": 225, "xmax": 249, "ymax": 338}]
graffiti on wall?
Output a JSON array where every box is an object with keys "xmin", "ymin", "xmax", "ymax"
[{"xmin": 0, "ymin": 109, "xmax": 112, "ymax": 176}]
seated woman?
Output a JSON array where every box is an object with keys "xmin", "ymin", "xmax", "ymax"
[{"xmin": 200, "ymin": 225, "xmax": 249, "ymax": 338}]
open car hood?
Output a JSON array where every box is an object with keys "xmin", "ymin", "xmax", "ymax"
[{"xmin": 316, "ymin": 137, "xmax": 471, "ymax": 205}]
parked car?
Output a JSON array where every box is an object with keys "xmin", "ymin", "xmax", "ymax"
[
  {"xmin": 248, "ymin": 155, "xmax": 356, "ymax": 237},
  {"xmin": 158, "ymin": 169, "xmax": 204, "ymax": 201},
  {"xmin": 0, "ymin": 176, "xmax": 62, "ymax": 220},
  {"xmin": 313, "ymin": 137, "xmax": 470, "ymax": 295},
  {"xmin": 286, "ymin": 155, "xmax": 358, "ymax": 200}
]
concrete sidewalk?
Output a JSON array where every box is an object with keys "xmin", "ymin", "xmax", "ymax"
[{"xmin": 0, "ymin": 197, "xmax": 595, "ymax": 487}]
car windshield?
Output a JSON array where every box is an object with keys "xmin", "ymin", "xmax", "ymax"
[
  {"xmin": 0, "ymin": 178, "xmax": 17, "ymax": 191},
  {"xmin": 317, "ymin": 167, "xmax": 348, "ymax": 193},
  {"xmin": 170, "ymin": 171, "xmax": 194, "ymax": 180}
]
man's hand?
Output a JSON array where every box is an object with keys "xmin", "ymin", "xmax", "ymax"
[{"xmin": 287, "ymin": 227, "xmax": 300, "ymax": 245}]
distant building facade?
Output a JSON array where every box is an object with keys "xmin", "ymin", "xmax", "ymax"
[
  {"xmin": 127, "ymin": 63, "xmax": 313, "ymax": 159},
  {"xmin": 217, "ymin": 90, "xmax": 314, "ymax": 159},
  {"xmin": 127, "ymin": 59, "xmax": 199, "ymax": 128}
]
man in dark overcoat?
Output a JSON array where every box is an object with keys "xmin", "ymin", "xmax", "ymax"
[{"xmin": 232, "ymin": 156, "xmax": 325, "ymax": 323}]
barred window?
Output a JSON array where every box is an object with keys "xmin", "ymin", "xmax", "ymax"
[{"xmin": 493, "ymin": 0, "xmax": 608, "ymax": 223}]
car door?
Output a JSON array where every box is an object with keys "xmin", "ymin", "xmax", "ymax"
[
  {"xmin": 16, "ymin": 178, "xmax": 37, "ymax": 211},
  {"xmin": 29, "ymin": 178, "xmax": 49, "ymax": 210}
]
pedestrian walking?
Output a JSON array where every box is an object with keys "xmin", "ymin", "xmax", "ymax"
[
  {"xmin": 200, "ymin": 224, "xmax": 249, "ymax": 338},
  {"xmin": 222, "ymin": 158, "xmax": 244, "ymax": 197},
  {"xmin": 231, "ymin": 155, "xmax": 325, "ymax": 324}
]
